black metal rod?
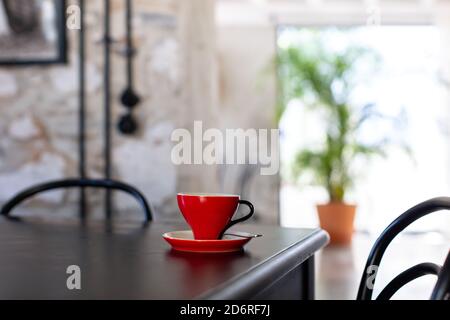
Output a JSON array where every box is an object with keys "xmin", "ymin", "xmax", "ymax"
[
  {"xmin": 104, "ymin": 0, "xmax": 112, "ymax": 218},
  {"xmin": 78, "ymin": 0, "xmax": 87, "ymax": 219},
  {"xmin": 0, "ymin": 178, "xmax": 152, "ymax": 222},
  {"xmin": 376, "ymin": 263, "xmax": 441, "ymax": 300},
  {"xmin": 125, "ymin": 0, "xmax": 133, "ymax": 87}
]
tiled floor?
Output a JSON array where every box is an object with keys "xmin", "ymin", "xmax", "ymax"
[{"xmin": 315, "ymin": 232, "xmax": 449, "ymax": 300}]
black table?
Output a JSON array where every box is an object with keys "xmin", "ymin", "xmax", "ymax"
[{"xmin": 0, "ymin": 218, "xmax": 328, "ymax": 299}]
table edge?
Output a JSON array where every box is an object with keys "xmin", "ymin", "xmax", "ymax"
[{"xmin": 197, "ymin": 228, "xmax": 330, "ymax": 300}]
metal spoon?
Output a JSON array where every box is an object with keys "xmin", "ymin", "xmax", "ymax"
[{"xmin": 223, "ymin": 231, "xmax": 262, "ymax": 239}]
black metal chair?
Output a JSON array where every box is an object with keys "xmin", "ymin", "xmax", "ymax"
[
  {"xmin": 357, "ymin": 197, "xmax": 450, "ymax": 300},
  {"xmin": 0, "ymin": 178, "xmax": 152, "ymax": 223}
]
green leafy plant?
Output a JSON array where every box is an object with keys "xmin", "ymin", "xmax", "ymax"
[{"xmin": 277, "ymin": 34, "xmax": 406, "ymax": 203}]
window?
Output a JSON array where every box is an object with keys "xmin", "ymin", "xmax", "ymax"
[{"xmin": 279, "ymin": 26, "xmax": 450, "ymax": 235}]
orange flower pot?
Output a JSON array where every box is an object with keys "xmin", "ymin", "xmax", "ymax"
[{"xmin": 317, "ymin": 202, "xmax": 356, "ymax": 246}]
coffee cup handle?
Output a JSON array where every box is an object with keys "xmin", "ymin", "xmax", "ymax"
[{"xmin": 218, "ymin": 200, "xmax": 254, "ymax": 239}]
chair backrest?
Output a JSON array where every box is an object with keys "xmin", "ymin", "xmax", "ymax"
[
  {"xmin": 430, "ymin": 251, "xmax": 450, "ymax": 300},
  {"xmin": 0, "ymin": 178, "xmax": 153, "ymax": 223},
  {"xmin": 357, "ymin": 197, "xmax": 450, "ymax": 300}
]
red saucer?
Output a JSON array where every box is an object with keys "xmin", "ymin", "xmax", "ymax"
[{"xmin": 162, "ymin": 230, "xmax": 251, "ymax": 253}]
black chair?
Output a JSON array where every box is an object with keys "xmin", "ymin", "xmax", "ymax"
[
  {"xmin": 357, "ymin": 197, "xmax": 450, "ymax": 300},
  {"xmin": 0, "ymin": 178, "xmax": 152, "ymax": 223}
]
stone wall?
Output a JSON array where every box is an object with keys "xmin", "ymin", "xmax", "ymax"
[{"xmin": 0, "ymin": 0, "xmax": 279, "ymax": 224}]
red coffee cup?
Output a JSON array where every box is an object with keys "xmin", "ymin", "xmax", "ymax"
[{"xmin": 177, "ymin": 193, "xmax": 254, "ymax": 240}]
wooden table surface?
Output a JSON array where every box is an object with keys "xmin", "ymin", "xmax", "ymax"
[{"xmin": 0, "ymin": 218, "xmax": 328, "ymax": 299}]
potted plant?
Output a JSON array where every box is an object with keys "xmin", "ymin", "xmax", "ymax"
[{"xmin": 277, "ymin": 34, "xmax": 406, "ymax": 245}]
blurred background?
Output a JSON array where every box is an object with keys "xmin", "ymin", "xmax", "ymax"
[{"xmin": 0, "ymin": 0, "xmax": 449, "ymax": 299}]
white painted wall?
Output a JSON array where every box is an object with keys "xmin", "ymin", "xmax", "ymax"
[{"xmin": 216, "ymin": 24, "xmax": 279, "ymax": 224}]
